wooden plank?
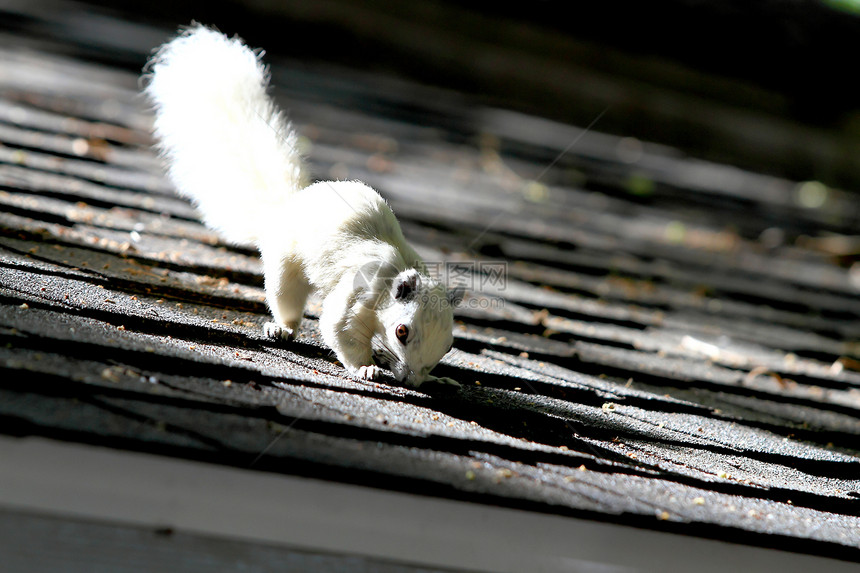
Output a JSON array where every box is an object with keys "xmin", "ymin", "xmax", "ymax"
[{"xmin": 1, "ymin": 509, "xmax": 456, "ymax": 573}]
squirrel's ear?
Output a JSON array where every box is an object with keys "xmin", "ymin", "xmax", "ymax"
[
  {"xmin": 394, "ymin": 269, "xmax": 421, "ymax": 301},
  {"xmin": 448, "ymin": 285, "xmax": 466, "ymax": 307}
]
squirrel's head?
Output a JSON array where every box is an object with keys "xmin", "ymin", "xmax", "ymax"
[{"xmin": 371, "ymin": 269, "xmax": 460, "ymax": 386}]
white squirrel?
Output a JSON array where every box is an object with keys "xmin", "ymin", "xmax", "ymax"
[{"xmin": 144, "ymin": 24, "xmax": 459, "ymax": 386}]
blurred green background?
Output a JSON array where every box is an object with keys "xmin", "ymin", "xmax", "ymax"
[{"xmin": 2, "ymin": 0, "xmax": 858, "ymax": 191}]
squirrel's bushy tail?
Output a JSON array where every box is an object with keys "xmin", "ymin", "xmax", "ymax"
[{"xmin": 144, "ymin": 24, "xmax": 304, "ymax": 245}]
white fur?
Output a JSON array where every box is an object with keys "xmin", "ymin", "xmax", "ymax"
[
  {"xmin": 144, "ymin": 25, "xmax": 455, "ymax": 385},
  {"xmin": 145, "ymin": 24, "xmax": 304, "ymax": 244}
]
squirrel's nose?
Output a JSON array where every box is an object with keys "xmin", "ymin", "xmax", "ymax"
[
  {"xmin": 404, "ymin": 370, "xmax": 426, "ymax": 386},
  {"xmin": 390, "ymin": 362, "xmax": 412, "ymax": 383}
]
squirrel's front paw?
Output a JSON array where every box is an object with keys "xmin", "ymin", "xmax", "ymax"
[
  {"xmin": 263, "ymin": 322, "xmax": 295, "ymax": 341},
  {"xmin": 354, "ymin": 365, "xmax": 382, "ymax": 380}
]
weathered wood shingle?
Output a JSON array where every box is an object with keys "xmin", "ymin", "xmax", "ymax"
[{"xmin": 1, "ymin": 20, "xmax": 860, "ymax": 566}]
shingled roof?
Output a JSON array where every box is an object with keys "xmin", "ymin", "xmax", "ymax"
[{"xmin": 2, "ymin": 7, "xmax": 860, "ymax": 572}]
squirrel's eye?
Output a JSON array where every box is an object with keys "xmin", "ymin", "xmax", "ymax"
[{"xmin": 395, "ymin": 324, "xmax": 409, "ymax": 344}]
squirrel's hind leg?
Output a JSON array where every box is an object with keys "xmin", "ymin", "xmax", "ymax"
[{"xmin": 262, "ymin": 252, "xmax": 311, "ymax": 342}]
